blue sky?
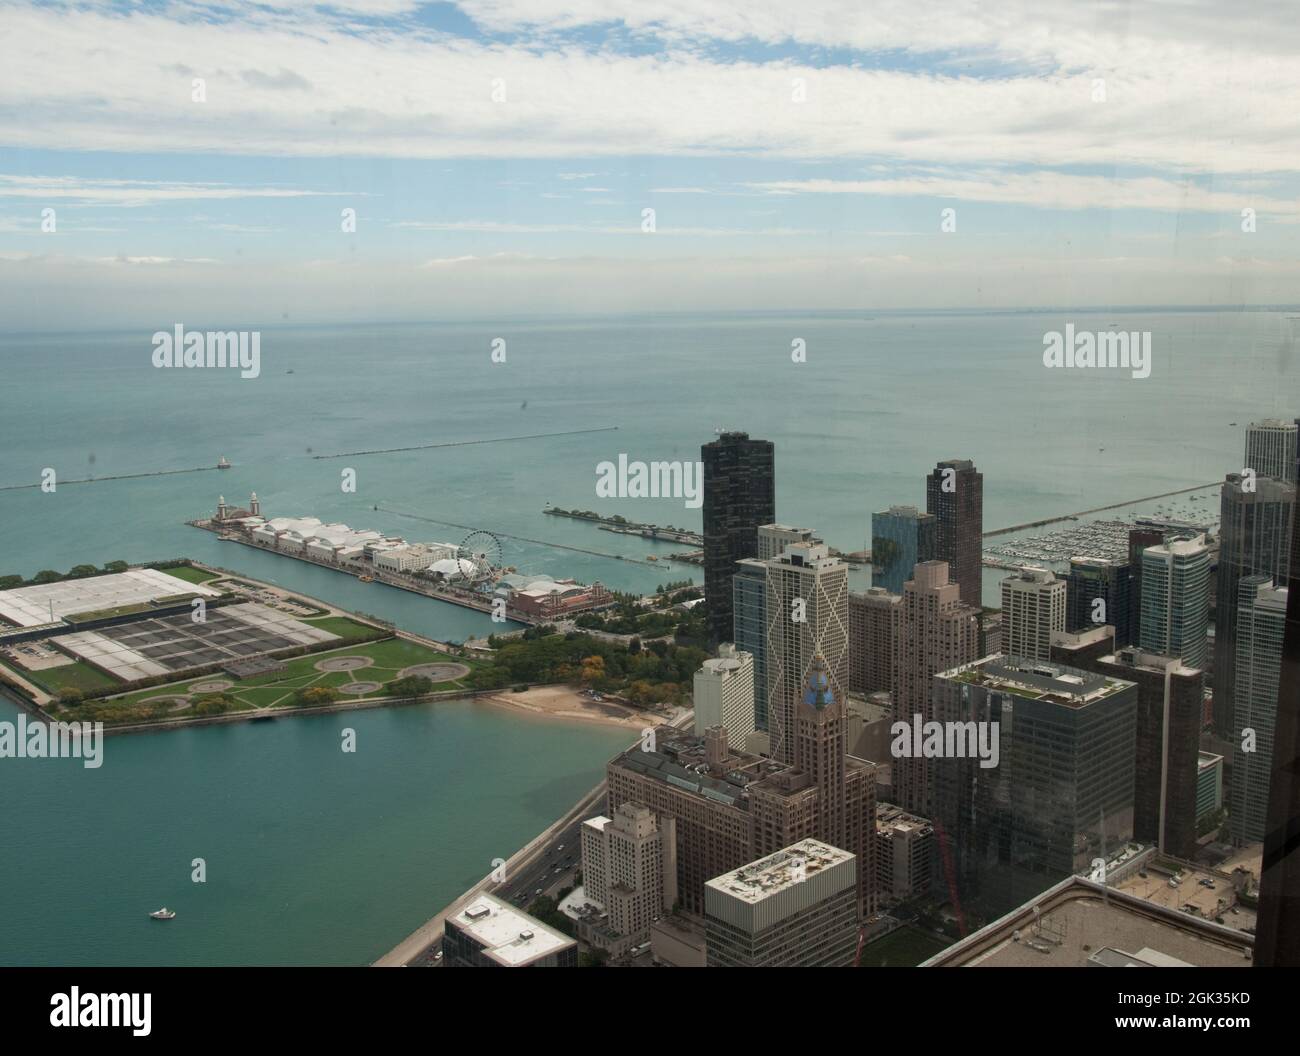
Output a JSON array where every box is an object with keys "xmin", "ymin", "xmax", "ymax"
[{"xmin": 2, "ymin": 1, "xmax": 1299, "ymax": 326}]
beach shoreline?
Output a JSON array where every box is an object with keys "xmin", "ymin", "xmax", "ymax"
[{"xmin": 478, "ymin": 684, "xmax": 670, "ymax": 730}]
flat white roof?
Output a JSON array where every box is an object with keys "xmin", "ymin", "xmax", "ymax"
[
  {"xmin": 451, "ymin": 893, "xmax": 573, "ymax": 966},
  {"xmin": 705, "ymin": 838, "xmax": 853, "ymax": 905},
  {"xmin": 0, "ymin": 569, "xmax": 221, "ymax": 628}
]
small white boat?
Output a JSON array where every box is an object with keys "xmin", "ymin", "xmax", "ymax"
[{"xmin": 149, "ymin": 908, "xmax": 176, "ymax": 921}]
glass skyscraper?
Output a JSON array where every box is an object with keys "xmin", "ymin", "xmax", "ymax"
[{"xmin": 871, "ymin": 505, "xmax": 935, "ymax": 594}]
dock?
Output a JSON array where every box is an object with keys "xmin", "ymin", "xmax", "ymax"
[{"xmin": 188, "ymin": 520, "xmax": 548, "ymax": 624}]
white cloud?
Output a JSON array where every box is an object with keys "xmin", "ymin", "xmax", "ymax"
[
  {"xmin": 0, "ymin": 175, "xmax": 352, "ymax": 206},
  {"xmin": 0, "ymin": 1, "xmax": 1296, "ymax": 177},
  {"xmin": 747, "ymin": 172, "xmax": 1300, "ymax": 220}
]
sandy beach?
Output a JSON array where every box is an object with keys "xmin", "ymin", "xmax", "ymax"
[{"xmin": 479, "ymin": 684, "xmax": 665, "ymax": 730}]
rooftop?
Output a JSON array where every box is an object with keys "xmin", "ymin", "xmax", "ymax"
[
  {"xmin": 922, "ymin": 876, "xmax": 1252, "ymax": 967},
  {"xmin": 942, "ymin": 655, "xmax": 1130, "ymax": 707},
  {"xmin": 451, "ymin": 893, "xmax": 574, "ymax": 966},
  {"xmin": 705, "ymin": 839, "xmax": 853, "ymax": 905},
  {"xmin": 0, "ymin": 569, "xmax": 222, "ymax": 628}
]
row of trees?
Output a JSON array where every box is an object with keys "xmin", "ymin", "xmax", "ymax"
[
  {"xmin": 466, "ymin": 630, "xmax": 706, "ymax": 703},
  {"xmin": 0, "ymin": 559, "xmax": 133, "ymax": 591}
]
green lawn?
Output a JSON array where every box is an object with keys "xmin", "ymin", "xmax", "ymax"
[
  {"xmin": 160, "ymin": 565, "xmax": 223, "ymax": 585},
  {"xmin": 302, "ymin": 615, "xmax": 384, "ymax": 641},
  {"xmin": 22, "ymin": 660, "xmax": 119, "ymax": 694},
  {"xmin": 858, "ymin": 925, "xmax": 952, "ymax": 967}
]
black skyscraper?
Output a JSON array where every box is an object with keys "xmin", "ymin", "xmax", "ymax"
[
  {"xmin": 701, "ymin": 432, "xmax": 775, "ymax": 644},
  {"xmin": 1255, "ymin": 492, "xmax": 1300, "ymax": 966},
  {"xmin": 925, "ymin": 459, "xmax": 983, "ymax": 608},
  {"xmin": 1213, "ymin": 473, "xmax": 1294, "ymax": 738}
]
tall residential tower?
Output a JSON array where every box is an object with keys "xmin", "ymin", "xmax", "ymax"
[{"xmin": 702, "ymin": 432, "xmax": 775, "ymax": 644}]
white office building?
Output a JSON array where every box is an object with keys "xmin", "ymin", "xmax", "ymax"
[{"xmin": 693, "ymin": 644, "xmax": 756, "ymax": 742}]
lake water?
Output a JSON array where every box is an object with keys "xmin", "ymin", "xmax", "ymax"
[{"xmin": 0, "ymin": 308, "xmax": 1293, "ymax": 963}]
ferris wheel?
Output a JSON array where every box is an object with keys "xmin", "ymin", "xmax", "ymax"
[{"xmin": 457, "ymin": 530, "xmax": 505, "ymax": 580}]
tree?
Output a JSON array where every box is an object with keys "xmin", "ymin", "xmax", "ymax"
[
  {"xmin": 0, "ymin": 575, "xmax": 22, "ymax": 590},
  {"xmin": 191, "ymin": 693, "xmax": 237, "ymax": 716},
  {"xmin": 296, "ymin": 686, "xmax": 340, "ymax": 706},
  {"xmin": 626, "ymin": 680, "xmax": 654, "ymax": 706},
  {"xmin": 628, "ymin": 636, "xmax": 642, "ymax": 655},
  {"xmin": 580, "ymin": 655, "xmax": 606, "ymax": 686},
  {"xmin": 32, "ymin": 570, "xmax": 63, "ymax": 584},
  {"xmin": 58, "ymin": 687, "xmax": 85, "ymax": 706},
  {"xmin": 102, "ymin": 560, "xmax": 129, "ymax": 574},
  {"xmin": 386, "ymin": 675, "xmax": 434, "ymax": 699},
  {"xmin": 68, "ymin": 564, "xmax": 100, "ymax": 578}
]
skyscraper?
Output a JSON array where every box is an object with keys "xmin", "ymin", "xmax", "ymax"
[
  {"xmin": 1000, "ymin": 567, "xmax": 1066, "ymax": 661},
  {"xmin": 762, "ymin": 540, "xmax": 849, "ymax": 764},
  {"xmin": 1245, "ymin": 418, "xmax": 1298, "ymax": 483},
  {"xmin": 732, "ymin": 557, "xmax": 769, "ymax": 731},
  {"xmin": 704, "ymin": 840, "xmax": 859, "ymax": 967},
  {"xmin": 848, "ymin": 587, "xmax": 899, "ymax": 695},
  {"xmin": 756, "ymin": 523, "xmax": 816, "ymax": 560},
  {"xmin": 1066, "ymin": 555, "xmax": 1132, "ymax": 646},
  {"xmin": 1229, "ymin": 576, "xmax": 1289, "ymax": 845},
  {"xmin": 750, "ymin": 657, "xmax": 877, "ymax": 916},
  {"xmin": 932, "ymin": 656, "xmax": 1137, "ymax": 917},
  {"xmin": 892, "ymin": 560, "xmax": 982, "ymax": 814},
  {"xmin": 1255, "ymin": 460, "xmax": 1300, "ymax": 967},
  {"xmin": 1139, "ymin": 534, "xmax": 1211, "ymax": 670},
  {"xmin": 871, "ymin": 505, "xmax": 936, "ymax": 594},
  {"xmin": 1127, "ymin": 525, "xmax": 1166, "ymax": 647},
  {"xmin": 1052, "ymin": 630, "xmax": 1203, "ymax": 859},
  {"xmin": 734, "ymin": 525, "xmax": 819, "ymax": 732},
  {"xmin": 693, "ymin": 645, "xmax": 755, "ymax": 745},
  {"xmin": 702, "ymin": 432, "xmax": 775, "ymax": 643},
  {"xmin": 926, "ymin": 458, "xmax": 984, "ymax": 607},
  {"xmin": 1213, "ymin": 473, "xmax": 1294, "ymax": 736}
]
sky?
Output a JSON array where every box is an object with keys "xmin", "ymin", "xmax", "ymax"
[{"xmin": 2, "ymin": 0, "xmax": 1300, "ymax": 327}]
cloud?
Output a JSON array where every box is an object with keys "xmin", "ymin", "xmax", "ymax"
[
  {"xmin": 0, "ymin": 175, "xmax": 353, "ymax": 206},
  {"xmin": 390, "ymin": 218, "xmax": 814, "ymax": 235},
  {"xmin": 0, "ymin": 1, "xmax": 1296, "ymax": 177},
  {"xmin": 747, "ymin": 172, "xmax": 1300, "ymax": 220}
]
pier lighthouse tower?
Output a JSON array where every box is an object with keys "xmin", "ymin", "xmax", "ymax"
[
  {"xmin": 249, "ymin": 492, "xmax": 261, "ymax": 517},
  {"xmin": 217, "ymin": 495, "xmax": 228, "ymax": 521}
]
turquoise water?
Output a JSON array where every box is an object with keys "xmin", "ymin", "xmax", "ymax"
[
  {"xmin": 0, "ymin": 309, "xmax": 1295, "ymax": 964},
  {"xmin": 0, "ymin": 694, "xmax": 632, "ymax": 965}
]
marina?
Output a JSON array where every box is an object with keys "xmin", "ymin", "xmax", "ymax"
[{"xmin": 982, "ymin": 487, "xmax": 1220, "ymax": 571}]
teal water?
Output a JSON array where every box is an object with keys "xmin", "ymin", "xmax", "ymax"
[
  {"xmin": 0, "ymin": 694, "xmax": 632, "ymax": 965},
  {"xmin": 0, "ymin": 309, "xmax": 1295, "ymax": 964}
]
